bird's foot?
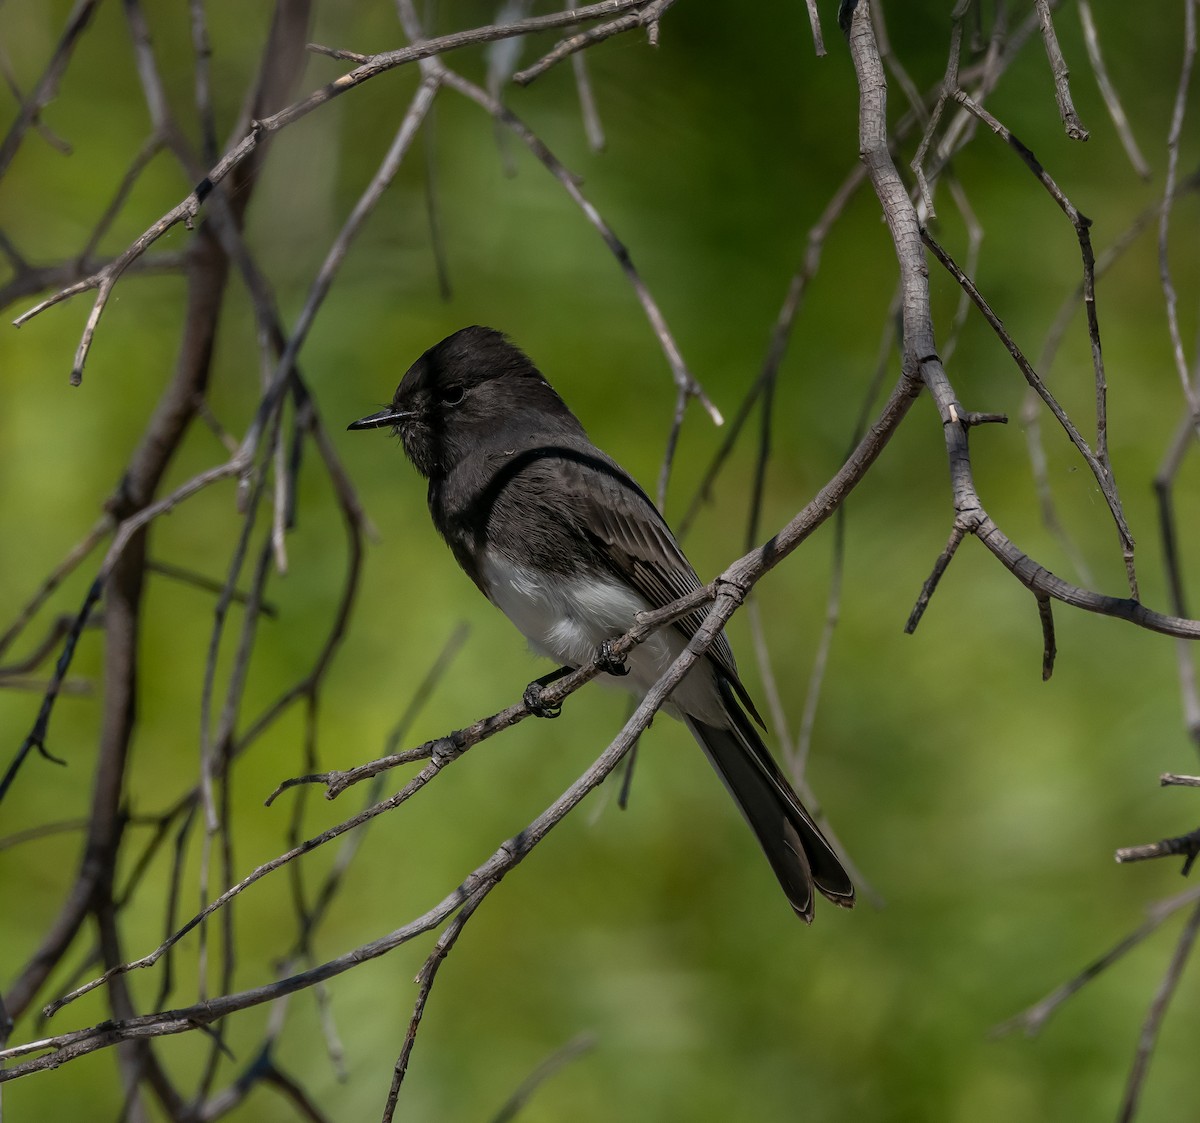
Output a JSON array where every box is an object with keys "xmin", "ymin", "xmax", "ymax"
[
  {"xmin": 523, "ymin": 684, "xmax": 562, "ymax": 719},
  {"xmin": 523, "ymin": 665, "xmax": 571, "ymax": 718},
  {"xmin": 595, "ymin": 639, "xmax": 628, "ymax": 677}
]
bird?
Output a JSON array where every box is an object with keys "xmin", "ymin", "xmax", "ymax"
[{"xmin": 348, "ymin": 325, "xmax": 855, "ymax": 921}]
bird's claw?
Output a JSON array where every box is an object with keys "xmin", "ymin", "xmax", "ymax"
[
  {"xmin": 523, "ymin": 682, "xmax": 562, "ymax": 719},
  {"xmin": 596, "ymin": 639, "xmax": 628, "ymax": 677}
]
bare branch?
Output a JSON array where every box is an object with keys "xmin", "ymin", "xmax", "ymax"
[
  {"xmin": 1117, "ymin": 898, "xmax": 1200, "ymax": 1123},
  {"xmin": 994, "ymin": 886, "xmax": 1200, "ymax": 1038},
  {"xmin": 1077, "ymin": 0, "xmax": 1150, "ymax": 177},
  {"xmin": 1116, "ymin": 829, "xmax": 1200, "ymax": 871},
  {"xmin": 1034, "ymin": 0, "xmax": 1089, "ymax": 140},
  {"xmin": 803, "ymin": 0, "xmax": 826, "ymax": 57},
  {"xmin": 11, "ymin": 2, "xmax": 650, "ymax": 378},
  {"xmin": 1163, "ymin": 774, "xmax": 1200, "ymax": 788},
  {"xmin": 487, "ymin": 1033, "xmax": 597, "ymax": 1123},
  {"xmin": 430, "ymin": 65, "xmax": 721, "ymax": 447},
  {"xmin": 381, "ymin": 891, "xmax": 483, "ymax": 1119},
  {"xmin": 0, "ymin": 516, "xmax": 110, "ymax": 662},
  {"xmin": 0, "ymin": 0, "xmax": 101, "ymax": 179},
  {"xmin": 1158, "ymin": 0, "xmax": 1200, "ymax": 424},
  {"xmin": 512, "ymin": 0, "xmax": 680, "ymax": 86}
]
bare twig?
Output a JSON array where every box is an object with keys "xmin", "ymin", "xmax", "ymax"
[
  {"xmin": 1158, "ymin": 0, "xmax": 1200, "ymax": 423},
  {"xmin": 993, "ymin": 885, "xmax": 1200, "ymax": 1038},
  {"xmin": 1077, "ymin": 0, "xmax": 1150, "ymax": 177},
  {"xmin": 6, "ymin": 585, "xmax": 751, "ymax": 1077},
  {"xmin": 848, "ymin": 4, "xmax": 1200, "ymax": 666},
  {"xmin": 1117, "ymin": 899, "xmax": 1200, "ymax": 1123},
  {"xmin": 1115, "ymin": 829, "xmax": 1200, "ymax": 871},
  {"xmin": 1034, "ymin": 0, "xmax": 1089, "ymax": 140},
  {"xmin": 678, "ymin": 163, "xmax": 870, "ymax": 538},
  {"xmin": 1163, "ymin": 774, "xmax": 1200, "ymax": 788},
  {"xmin": 488, "ymin": 1033, "xmax": 597, "ymax": 1123},
  {"xmin": 512, "ymin": 0, "xmax": 680, "ymax": 86},
  {"xmin": 0, "ymin": 0, "xmax": 101, "ymax": 179},
  {"xmin": 381, "ymin": 891, "xmax": 484, "ymax": 1120},
  {"xmin": 1155, "ymin": 428, "xmax": 1200, "ymax": 746},
  {"xmin": 433, "ymin": 68, "xmax": 720, "ymax": 439},
  {"xmin": 11, "ymin": 2, "xmax": 651, "ymax": 379},
  {"xmin": 911, "ymin": 0, "xmax": 969, "ymax": 220},
  {"xmin": 144, "ymin": 559, "xmax": 278, "ymax": 617},
  {"xmin": 803, "ymin": 0, "xmax": 826, "ymax": 57},
  {"xmin": 0, "ymin": 516, "xmax": 111, "ymax": 662},
  {"xmin": 921, "ymin": 224, "xmax": 1136, "ymax": 598},
  {"xmin": 571, "ymin": 52, "xmax": 606, "ymax": 151}
]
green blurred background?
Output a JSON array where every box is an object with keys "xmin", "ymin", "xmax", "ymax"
[{"xmin": 2, "ymin": 1, "xmax": 1199, "ymax": 1119}]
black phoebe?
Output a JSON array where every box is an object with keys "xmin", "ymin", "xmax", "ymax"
[{"xmin": 349, "ymin": 326, "xmax": 855, "ymax": 921}]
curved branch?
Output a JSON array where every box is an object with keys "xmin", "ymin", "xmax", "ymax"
[{"xmin": 844, "ymin": 2, "xmax": 1200, "ymax": 665}]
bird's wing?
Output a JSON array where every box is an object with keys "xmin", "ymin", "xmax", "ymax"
[{"xmin": 549, "ymin": 444, "xmax": 766, "ymax": 727}]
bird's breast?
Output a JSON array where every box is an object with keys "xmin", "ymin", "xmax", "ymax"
[
  {"xmin": 480, "ymin": 551, "xmax": 646, "ymax": 668},
  {"xmin": 479, "ymin": 551, "xmax": 727, "ymax": 724}
]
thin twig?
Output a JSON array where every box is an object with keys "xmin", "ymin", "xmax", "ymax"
[
  {"xmin": 993, "ymin": 885, "xmax": 1200, "ymax": 1038},
  {"xmin": 10, "ymin": 586, "xmax": 759, "ymax": 1076},
  {"xmin": 678, "ymin": 164, "xmax": 870, "ymax": 538},
  {"xmin": 911, "ymin": 0, "xmax": 968, "ymax": 220},
  {"xmin": 1115, "ymin": 828, "xmax": 1200, "ymax": 870},
  {"xmin": 12, "ymin": 2, "xmax": 651, "ymax": 378},
  {"xmin": 381, "ymin": 892, "xmax": 484, "ymax": 1120},
  {"xmin": 488, "ymin": 1033, "xmax": 598, "ymax": 1123},
  {"xmin": 921, "ymin": 223, "xmax": 1134, "ymax": 593},
  {"xmin": 0, "ymin": 516, "xmax": 111, "ymax": 662},
  {"xmin": 432, "ymin": 65, "xmax": 721, "ymax": 439},
  {"xmin": 1158, "ymin": 0, "xmax": 1200, "ymax": 425},
  {"xmin": 512, "ymin": 0, "xmax": 680, "ymax": 86},
  {"xmin": 1162, "ymin": 774, "xmax": 1200, "ymax": 788},
  {"xmin": 571, "ymin": 52, "xmax": 605, "ymax": 152},
  {"xmin": 1034, "ymin": 0, "xmax": 1089, "ymax": 139},
  {"xmin": 1117, "ymin": 898, "xmax": 1200, "ymax": 1123},
  {"xmin": 0, "ymin": 0, "xmax": 102, "ymax": 179},
  {"xmin": 803, "ymin": 0, "xmax": 826, "ymax": 57},
  {"xmin": 1077, "ymin": 0, "xmax": 1149, "ymax": 177}
]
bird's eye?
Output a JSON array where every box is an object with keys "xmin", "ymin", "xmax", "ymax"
[{"xmin": 435, "ymin": 384, "xmax": 464, "ymax": 405}]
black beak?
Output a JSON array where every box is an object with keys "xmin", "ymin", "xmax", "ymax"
[{"xmin": 347, "ymin": 406, "xmax": 407, "ymax": 431}]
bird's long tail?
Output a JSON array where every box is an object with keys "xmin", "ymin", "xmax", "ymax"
[{"xmin": 684, "ymin": 683, "xmax": 855, "ymax": 922}]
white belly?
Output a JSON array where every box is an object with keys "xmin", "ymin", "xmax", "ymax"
[{"xmin": 480, "ymin": 552, "xmax": 727, "ymax": 725}]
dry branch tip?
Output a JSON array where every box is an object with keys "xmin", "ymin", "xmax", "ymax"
[
  {"xmin": 1115, "ymin": 828, "xmax": 1200, "ymax": 873},
  {"xmin": 1163, "ymin": 774, "xmax": 1200, "ymax": 788}
]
